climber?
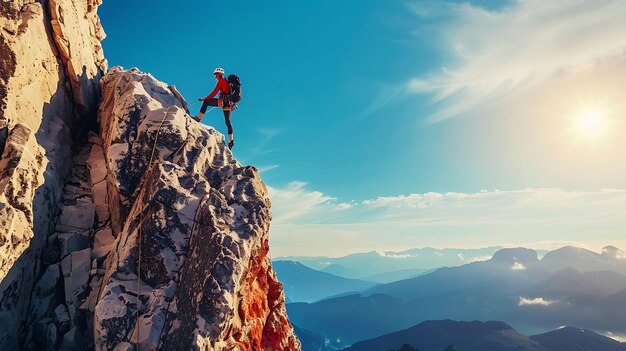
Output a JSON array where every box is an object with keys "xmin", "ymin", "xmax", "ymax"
[{"xmin": 195, "ymin": 67, "xmax": 235, "ymax": 150}]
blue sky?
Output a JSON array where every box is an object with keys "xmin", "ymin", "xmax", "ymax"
[{"xmin": 100, "ymin": 0, "xmax": 626, "ymax": 256}]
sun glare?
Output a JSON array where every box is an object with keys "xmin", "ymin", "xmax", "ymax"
[{"xmin": 577, "ymin": 109, "xmax": 607, "ymax": 139}]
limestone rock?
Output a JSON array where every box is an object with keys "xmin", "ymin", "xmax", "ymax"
[
  {"xmin": 48, "ymin": 0, "xmax": 108, "ymax": 117},
  {"xmin": 1, "ymin": 3, "xmax": 299, "ymax": 349},
  {"xmin": 0, "ymin": 0, "xmax": 106, "ymax": 347},
  {"xmin": 94, "ymin": 67, "xmax": 300, "ymax": 350}
]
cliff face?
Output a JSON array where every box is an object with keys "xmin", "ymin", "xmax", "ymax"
[
  {"xmin": 0, "ymin": 2, "xmax": 299, "ymax": 350},
  {"xmin": 93, "ymin": 67, "xmax": 299, "ymax": 350},
  {"xmin": 0, "ymin": 0, "xmax": 105, "ymax": 347}
]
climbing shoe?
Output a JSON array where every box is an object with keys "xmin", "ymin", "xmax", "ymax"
[{"xmin": 228, "ymin": 140, "xmax": 234, "ymax": 150}]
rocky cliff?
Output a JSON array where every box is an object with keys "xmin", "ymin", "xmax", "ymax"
[
  {"xmin": 1, "ymin": 0, "xmax": 106, "ymax": 347},
  {"xmin": 0, "ymin": 1, "xmax": 299, "ymax": 350}
]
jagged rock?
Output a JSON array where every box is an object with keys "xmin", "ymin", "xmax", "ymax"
[
  {"xmin": 0, "ymin": 120, "xmax": 8, "ymax": 156},
  {"xmin": 2, "ymin": 2, "xmax": 299, "ymax": 349},
  {"xmin": 48, "ymin": 0, "xmax": 108, "ymax": 117},
  {"xmin": 93, "ymin": 67, "xmax": 299, "ymax": 350},
  {"xmin": 0, "ymin": 124, "xmax": 41, "ymax": 277},
  {"xmin": 93, "ymin": 228, "xmax": 115, "ymax": 260},
  {"xmin": 57, "ymin": 197, "xmax": 96, "ymax": 232},
  {"xmin": 60, "ymin": 327, "xmax": 84, "ymax": 351},
  {"xmin": 58, "ymin": 233, "xmax": 90, "ymax": 258},
  {"xmin": 63, "ymin": 248, "xmax": 91, "ymax": 322},
  {"xmin": 53, "ymin": 304, "xmax": 71, "ymax": 334},
  {"xmin": 33, "ymin": 318, "xmax": 59, "ymax": 351},
  {"xmin": 112, "ymin": 342, "xmax": 134, "ymax": 351},
  {"xmin": 92, "ymin": 179, "xmax": 110, "ymax": 224},
  {"xmin": 87, "ymin": 141, "xmax": 110, "ymax": 224},
  {"xmin": 88, "ymin": 144, "xmax": 107, "ymax": 184},
  {"xmin": 29, "ymin": 264, "xmax": 61, "ymax": 322},
  {"xmin": 63, "ymin": 183, "xmax": 91, "ymax": 200},
  {"xmin": 89, "ymin": 133, "xmax": 104, "ymax": 146},
  {"xmin": 0, "ymin": 0, "xmax": 106, "ymax": 346}
]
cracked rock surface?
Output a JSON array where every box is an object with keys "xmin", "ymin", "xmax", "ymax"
[
  {"xmin": 94, "ymin": 67, "xmax": 299, "ymax": 350},
  {"xmin": 0, "ymin": 0, "xmax": 105, "ymax": 347},
  {"xmin": 1, "ymin": 2, "xmax": 299, "ymax": 349}
]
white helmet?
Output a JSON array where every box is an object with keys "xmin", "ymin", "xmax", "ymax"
[{"xmin": 213, "ymin": 67, "xmax": 225, "ymax": 75}]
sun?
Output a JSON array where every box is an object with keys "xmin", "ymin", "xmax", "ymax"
[{"xmin": 577, "ymin": 109, "xmax": 607, "ymax": 139}]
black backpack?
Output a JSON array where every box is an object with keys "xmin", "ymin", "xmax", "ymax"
[{"xmin": 227, "ymin": 74, "xmax": 242, "ymax": 103}]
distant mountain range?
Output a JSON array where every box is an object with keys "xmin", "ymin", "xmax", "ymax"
[
  {"xmin": 276, "ymin": 247, "xmax": 507, "ymax": 281},
  {"xmin": 287, "ymin": 246, "xmax": 626, "ymax": 347},
  {"xmin": 273, "ymin": 261, "xmax": 378, "ymax": 303},
  {"xmin": 293, "ymin": 324, "xmax": 341, "ymax": 351},
  {"xmin": 343, "ymin": 320, "xmax": 626, "ymax": 351}
]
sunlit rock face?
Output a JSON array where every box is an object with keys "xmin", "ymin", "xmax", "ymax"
[
  {"xmin": 94, "ymin": 67, "xmax": 299, "ymax": 350},
  {"xmin": 0, "ymin": 0, "xmax": 106, "ymax": 347},
  {"xmin": 1, "ymin": 2, "xmax": 298, "ymax": 350}
]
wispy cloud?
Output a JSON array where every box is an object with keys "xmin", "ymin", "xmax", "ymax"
[
  {"xmin": 359, "ymin": 188, "xmax": 626, "ymax": 225},
  {"xmin": 268, "ymin": 184, "xmax": 626, "ymax": 256},
  {"xmin": 408, "ymin": 0, "xmax": 626, "ymax": 122},
  {"xmin": 267, "ymin": 182, "xmax": 349, "ymax": 224},
  {"xmin": 251, "ymin": 127, "xmax": 283, "ymax": 155},
  {"xmin": 519, "ymin": 297, "xmax": 558, "ymax": 306},
  {"xmin": 258, "ymin": 164, "xmax": 280, "ymax": 173}
]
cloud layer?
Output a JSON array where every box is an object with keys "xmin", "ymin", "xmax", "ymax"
[
  {"xmin": 408, "ymin": 0, "xmax": 626, "ymax": 122},
  {"xmin": 267, "ymin": 183, "xmax": 626, "ymax": 256}
]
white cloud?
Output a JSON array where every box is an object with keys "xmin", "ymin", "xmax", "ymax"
[
  {"xmin": 602, "ymin": 246, "xmax": 626, "ymax": 260},
  {"xmin": 267, "ymin": 182, "xmax": 348, "ymax": 224},
  {"xmin": 268, "ymin": 184, "xmax": 626, "ymax": 256},
  {"xmin": 359, "ymin": 188, "xmax": 626, "ymax": 225},
  {"xmin": 511, "ymin": 262, "xmax": 527, "ymax": 270},
  {"xmin": 376, "ymin": 250, "xmax": 418, "ymax": 259},
  {"xmin": 408, "ymin": 0, "xmax": 626, "ymax": 122},
  {"xmin": 337, "ymin": 202, "xmax": 354, "ymax": 210},
  {"xmin": 519, "ymin": 297, "xmax": 558, "ymax": 306}
]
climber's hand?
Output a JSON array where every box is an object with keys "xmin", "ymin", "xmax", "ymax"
[{"xmin": 198, "ymin": 98, "xmax": 203, "ymax": 102}]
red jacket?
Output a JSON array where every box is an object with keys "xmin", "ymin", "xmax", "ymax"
[{"xmin": 203, "ymin": 77, "xmax": 230, "ymax": 100}]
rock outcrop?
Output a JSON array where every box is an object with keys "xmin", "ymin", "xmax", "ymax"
[
  {"xmin": 92, "ymin": 67, "xmax": 299, "ymax": 350},
  {"xmin": 0, "ymin": 0, "xmax": 106, "ymax": 347},
  {"xmin": 1, "ymin": 2, "xmax": 299, "ymax": 350}
]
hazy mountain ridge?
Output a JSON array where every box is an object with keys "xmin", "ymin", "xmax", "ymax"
[
  {"xmin": 273, "ymin": 260, "xmax": 378, "ymax": 303},
  {"xmin": 276, "ymin": 247, "xmax": 506, "ymax": 281},
  {"xmin": 287, "ymin": 245, "xmax": 626, "ymax": 348},
  {"xmin": 344, "ymin": 320, "xmax": 626, "ymax": 351}
]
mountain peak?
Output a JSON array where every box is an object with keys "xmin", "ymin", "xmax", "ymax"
[
  {"xmin": 490, "ymin": 247, "xmax": 539, "ymax": 264},
  {"xmin": 603, "ymin": 246, "xmax": 626, "ymax": 259}
]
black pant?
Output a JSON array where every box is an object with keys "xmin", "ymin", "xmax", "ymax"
[{"xmin": 200, "ymin": 98, "xmax": 233, "ymax": 134}]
